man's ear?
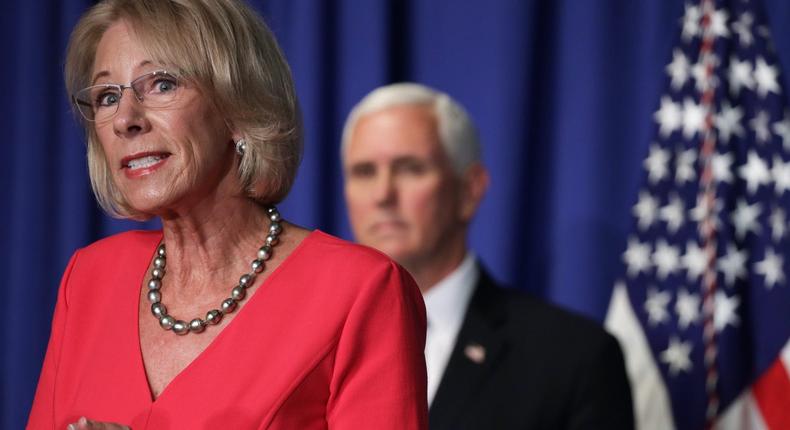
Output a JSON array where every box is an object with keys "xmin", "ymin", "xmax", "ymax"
[{"xmin": 459, "ymin": 162, "xmax": 490, "ymax": 222}]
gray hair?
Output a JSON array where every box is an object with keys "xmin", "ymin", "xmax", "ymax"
[
  {"xmin": 341, "ymin": 83, "xmax": 480, "ymax": 174},
  {"xmin": 65, "ymin": 0, "xmax": 302, "ymax": 220}
]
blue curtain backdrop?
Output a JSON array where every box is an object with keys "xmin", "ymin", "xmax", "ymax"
[{"xmin": 4, "ymin": 0, "xmax": 790, "ymax": 428}]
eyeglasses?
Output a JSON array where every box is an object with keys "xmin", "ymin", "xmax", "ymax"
[{"xmin": 72, "ymin": 70, "xmax": 181, "ymax": 122}]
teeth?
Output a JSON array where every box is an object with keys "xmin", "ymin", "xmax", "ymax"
[{"xmin": 127, "ymin": 155, "xmax": 164, "ymax": 170}]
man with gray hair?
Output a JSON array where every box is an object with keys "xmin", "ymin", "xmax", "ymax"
[{"xmin": 341, "ymin": 83, "xmax": 634, "ymax": 429}]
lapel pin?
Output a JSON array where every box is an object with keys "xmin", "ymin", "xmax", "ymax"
[{"xmin": 464, "ymin": 343, "xmax": 486, "ymax": 364}]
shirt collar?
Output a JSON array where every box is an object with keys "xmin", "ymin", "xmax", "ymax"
[{"xmin": 423, "ymin": 252, "xmax": 479, "ymax": 333}]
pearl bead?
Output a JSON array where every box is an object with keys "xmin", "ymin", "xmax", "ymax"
[
  {"xmin": 189, "ymin": 318, "xmax": 205, "ymax": 333},
  {"xmin": 160, "ymin": 315, "xmax": 175, "ymax": 330},
  {"xmin": 173, "ymin": 320, "xmax": 189, "ymax": 335},
  {"xmin": 151, "ymin": 302, "xmax": 167, "ymax": 318},
  {"xmin": 147, "ymin": 290, "xmax": 161, "ymax": 303},
  {"xmin": 231, "ymin": 285, "xmax": 246, "ymax": 301},
  {"xmin": 221, "ymin": 298, "xmax": 237, "ymax": 313},
  {"xmin": 146, "ymin": 205, "xmax": 282, "ymax": 335},
  {"xmin": 257, "ymin": 246, "xmax": 272, "ymax": 260},
  {"xmin": 206, "ymin": 309, "xmax": 222, "ymax": 325}
]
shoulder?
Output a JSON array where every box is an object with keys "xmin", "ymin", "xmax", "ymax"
[
  {"xmin": 478, "ymin": 277, "xmax": 620, "ymax": 358},
  {"xmin": 294, "ymin": 230, "xmax": 422, "ymax": 306},
  {"xmin": 76, "ymin": 230, "xmax": 162, "ymax": 262},
  {"xmin": 301, "ymin": 230, "xmax": 407, "ymax": 276}
]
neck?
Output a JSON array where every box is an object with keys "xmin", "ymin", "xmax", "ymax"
[
  {"xmin": 158, "ymin": 195, "xmax": 271, "ymax": 295},
  {"xmin": 404, "ymin": 238, "xmax": 468, "ymax": 294}
]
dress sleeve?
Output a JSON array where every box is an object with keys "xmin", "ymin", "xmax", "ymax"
[
  {"xmin": 326, "ymin": 260, "xmax": 428, "ymax": 429},
  {"xmin": 27, "ymin": 251, "xmax": 78, "ymax": 430}
]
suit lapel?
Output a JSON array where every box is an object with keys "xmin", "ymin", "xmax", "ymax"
[{"xmin": 429, "ymin": 268, "xmax": 509, "ymax": 429}]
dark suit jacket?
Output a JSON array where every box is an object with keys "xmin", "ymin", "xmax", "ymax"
[{"xmin": 429, "ymin": 268, "xmax": 634, "ymax": 429}]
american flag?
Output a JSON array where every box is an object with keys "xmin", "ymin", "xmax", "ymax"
[{"xmin": 605, "ymin": 0, "xmax": 790, "ymax": 429}]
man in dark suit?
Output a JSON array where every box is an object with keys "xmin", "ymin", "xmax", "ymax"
[{"xmin": 341, "ymin": 83, "xmax": 634, "ymax": 429}]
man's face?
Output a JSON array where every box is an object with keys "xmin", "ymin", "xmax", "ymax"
[{"xmin": 343, "ymin": 105, "xmax": 465, "ymax": 269}]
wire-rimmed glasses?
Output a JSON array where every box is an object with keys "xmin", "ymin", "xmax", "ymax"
[{"xmin": 72, "ymin": 70, "xmax": 181, "ymax": 122}]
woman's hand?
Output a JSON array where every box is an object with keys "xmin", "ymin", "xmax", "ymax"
[{"xmin": 67, "ymin": 416, "xmax": 130, "ymax": 430}]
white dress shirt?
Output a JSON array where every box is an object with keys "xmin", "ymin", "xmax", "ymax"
[{"xmin": 422, "ymin": 253, "xmax": 479, "ymax": 406}]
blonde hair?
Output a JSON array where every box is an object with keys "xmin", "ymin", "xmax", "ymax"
[
  {"xmin": 341, "ymin": 83, "xmax": 480, "ymax": 174},
  {"xmin": 65, "ymin": 0, "xmax": 302, "ymax": 219}
]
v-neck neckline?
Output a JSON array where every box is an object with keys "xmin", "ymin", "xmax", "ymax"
[{"xmin": 131, "ymin": 229, "xmax": 319, "ymax": 404}]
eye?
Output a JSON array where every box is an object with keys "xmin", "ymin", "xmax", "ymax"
[
  {"xmin": 152, "ymin": 77, "xmax": 178, "ymax": 93},
  {"xmin": 349, "ymin": 163, "xmax": 376, "ymax": 179},
  {"xmin": 95, "ymin": 90, "xmax": 121, "ymax": 108},
  {"xmin": 394, "ymin": 159, "xmax": 427, "ymax": 175}
]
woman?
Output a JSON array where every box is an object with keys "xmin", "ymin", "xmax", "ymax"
[{"xmin": 27, "ymin": 1, "xmax": 428, "ymax": 429}]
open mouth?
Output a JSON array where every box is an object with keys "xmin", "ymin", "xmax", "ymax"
[{"xmin": 121, "ymin": 152, "xmax": 171, "ymax": 171}]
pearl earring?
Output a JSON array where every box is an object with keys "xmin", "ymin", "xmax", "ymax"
[{"xmin": 235, "ymin": 139, "xmax": 247, "ymax": 156}]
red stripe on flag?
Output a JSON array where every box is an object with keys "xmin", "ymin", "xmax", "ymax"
[{"xmin": 752, "ymin": 359, "xmax": 790, "ymax": 430}]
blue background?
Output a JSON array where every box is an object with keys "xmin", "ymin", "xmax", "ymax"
[{"xmin": 4, "ymin": 0, "xmax": 790, "ymax": 428}]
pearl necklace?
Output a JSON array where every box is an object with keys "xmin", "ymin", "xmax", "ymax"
[{"xmin": 146, "ymin": 206, "xmax": 283, "ymax": 335}]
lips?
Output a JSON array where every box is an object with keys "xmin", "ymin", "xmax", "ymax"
[
  {"xmin": 121, "ymin": 152, "xmax": 171, "ymax": 170},
  {"xmin": 120, "ymin": 151, "xmax": 171, "ymax": 178}
]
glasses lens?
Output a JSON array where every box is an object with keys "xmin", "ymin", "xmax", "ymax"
[
  {"xmin": 132, "ymin": 71, "xmax": 180, "ymax": 107},
  {"xmin": 74, "ymin": 85, "xmax": 121, "ymax": 122}
]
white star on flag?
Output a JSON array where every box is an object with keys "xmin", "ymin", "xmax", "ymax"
[
  {"xmin": 770, "ymin": 207, "xmax": 787, "ymax": 242},
  {"xmin": 755, "ymin": 248, "xmax": 784, "ymax": 289},
  {"xmin": 709, "ymin": 9, "xmax": 730, "ymax": 39},
  {"xmin": 692, "ymin": 56, "xmax": 719, "ymax": 92},
  {"xmin": 731, "ymin": 199, "xmax": 763, "ymax": 239},
  {"xmin": 715, "ymin": 291, "xmax": 741, "ymax": 332},
  {"xmin": 772, "ymin": 114, "xmax": 790, "ymax": 150},
  {"xmin": 711, "ymin": 152, "xmax": 735, "ymax": 183},
  {"xmin": 732, "ymin": 12, "xmax": 754, "ymax": 46},
  {"xmin": 645, "ymin": 287, "xmax": 672, "ymax": 326},
  {"xmin": 754, "ymin": 57, "xmax": 780, "ymax": 98},
  {"xmin": 715, "ymin": 102, "xmax": 745, "ymax": 144},
  {"xmin": 681, "ymin": 4, "xmax": 701, "ymax": 42},
  {"xmin": 653, "ymin": 240, "xmax": 681, "ymax": 280},
  {"xmin": 659, "ymin": 193, "xmax": 685, "ymax": 234},
  {"xmin": 738, "ymin": 150, "xmax": 771, "ymax": 193},
  {"xmin": 749, "ymin": 111, "xmax": 772, "ymax": 143},
  {"xmin": 675, "ymin": 289, "xmax": 701, "ymax": 330},
  {"xmin": 660, "ymin": 336, "xmax": 693, "ymax": 376},
  {"xmin": 771, "ymin": 156, "xmax": 790, "ymax": 195},
  {"xmin": 633, "ymin": 191, "xmax": 659, "ymax": 230},
  {"xmin": 666, "ymin": 49, "xmax": 690, "ymax": 90},
  {"xmin": 682, "ymin": 98, "xmax": 706, "ymax": 139},
  {"xmin": 675, "ymin": 148, "xmax": 697, "ymax": 184},
  {"xmin": 718, "ymin": 244, "xmax": 749, "ymax": 287},
  {"xmin": 654, "ymin": 96, "xmax": 682, "ymax": 137},
  {"xmin": 623, "ymin": 236, "xmax": 652, "ymax": 278},
  {"xmin": 681, "ymin": 240, "xmax": 708, "ymax": 282},
  {"xmin": 728, "ymin": 57, "xmax": 754, "ymax": 96},
  {"xmin": 644, "ymin": 144, "xmax": 670, "ymax": 184},
  {"xmin": 690, "ymin": 196, "xmax": 723, "ymax": 231}
]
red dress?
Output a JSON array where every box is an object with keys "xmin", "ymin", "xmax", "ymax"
[{"xmin": 27, "ymin": 230, "xmax": 428, "ymax": 429}]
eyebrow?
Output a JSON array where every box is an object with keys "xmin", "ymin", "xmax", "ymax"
[{"xmin": 91, "ymin": 60, "xmax": 153, "ymax": 84}]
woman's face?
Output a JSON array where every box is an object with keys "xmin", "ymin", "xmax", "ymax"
[{"xmin": 91, "ymin": 20, "xmax": 237, "ymax": 216}]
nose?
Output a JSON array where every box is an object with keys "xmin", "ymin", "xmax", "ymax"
[
  {"xmin": 112, "ymin": 88, "xmax": 151, "ymax": 138},
  {"xmin": 372, "ymin": 169, "xmax": 397, "ymax": 207}
]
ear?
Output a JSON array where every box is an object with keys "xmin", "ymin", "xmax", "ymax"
[{"xmin": 459, "ymin": 162, "xmax": 489, "ymax": 222}]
